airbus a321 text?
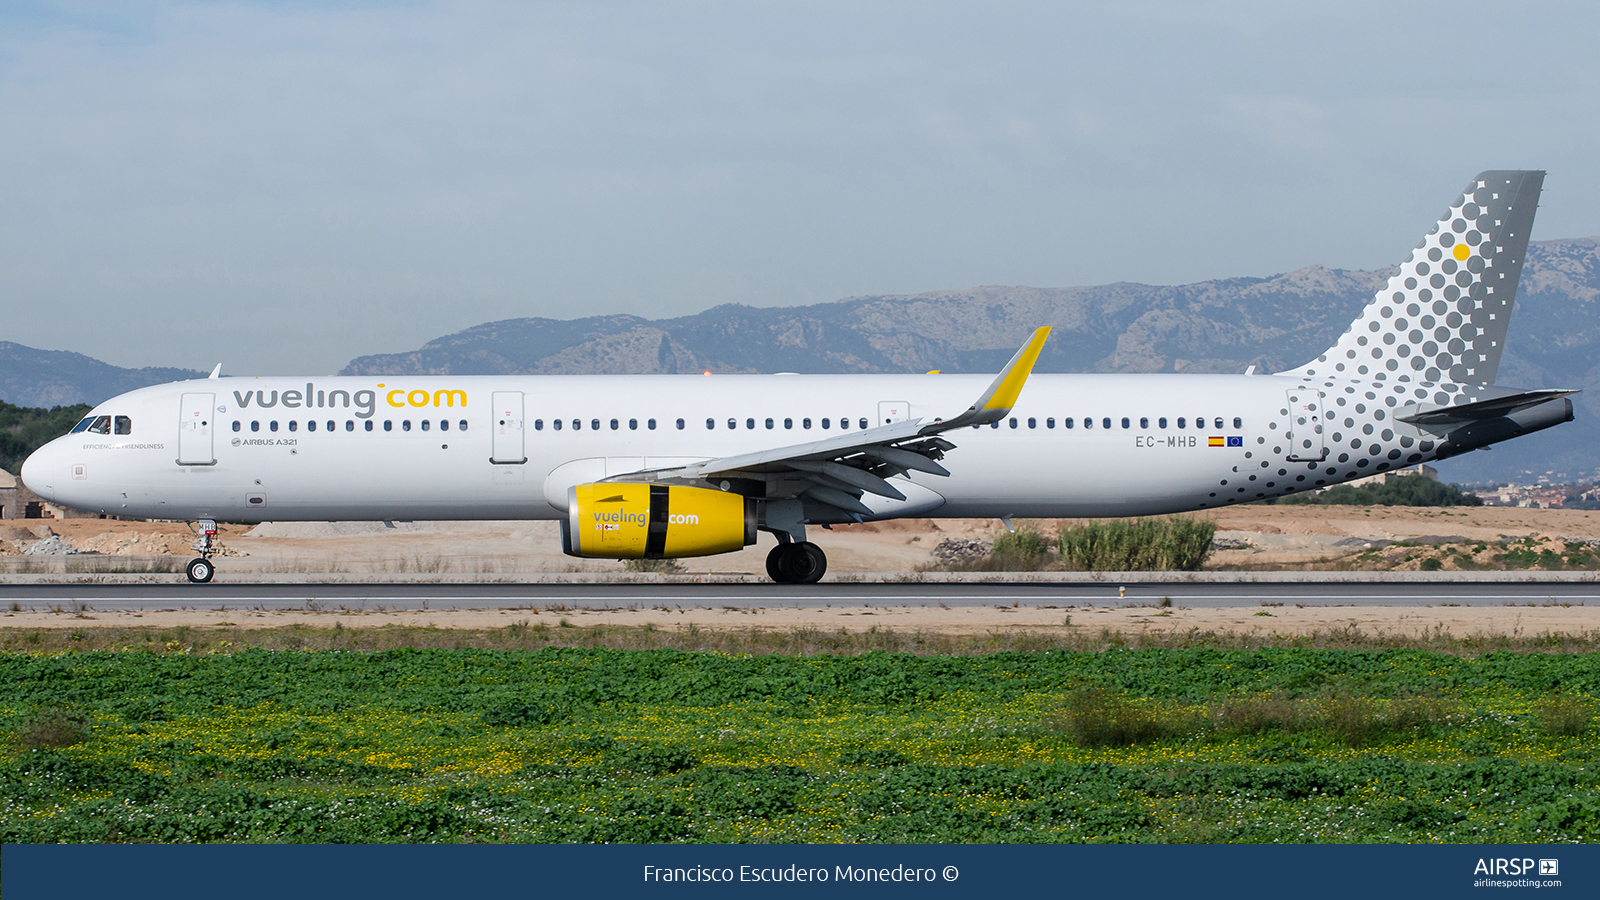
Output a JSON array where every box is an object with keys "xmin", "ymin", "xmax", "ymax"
[{"xmin": 21, "ymin": 171, "xmax": 1576, "ymax": 583}]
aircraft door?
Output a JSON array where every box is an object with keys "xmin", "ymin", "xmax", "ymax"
[
  {"xmin": 177, "ymin": 392, "xmax": 216, "ymax": 465},
  {"xmin": 491, "ymin": 391, "xmax": 527, "ymax": 464},
  {"xmin": 878, "ymin": 400, "xmax": 910, "ymax": 426},
  {"xmin": 1284, "ymin": 389, "xmax": 1327, "ymax": 462}
]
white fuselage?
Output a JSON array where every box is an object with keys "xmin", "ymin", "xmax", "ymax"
[{"xmin": 22, "ymin": 372, "xmax": 1442, "ymax": 523}]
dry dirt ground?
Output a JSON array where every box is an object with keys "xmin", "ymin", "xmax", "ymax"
[
  {"xmin": 5, "ymin": 601, "xmax": 1596, "ymax": 640},
  {"xmin": 6, "ymin": 505, "xmax": 1600, "ymax": 575}
]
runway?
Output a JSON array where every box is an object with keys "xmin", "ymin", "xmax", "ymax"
[{"xmin": 1, "ymin": 581, "xmax": 1596, "ymax": 611}]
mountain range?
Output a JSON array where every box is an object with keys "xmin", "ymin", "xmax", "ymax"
[{"xmin": 6, "ymin": 237, "xmax": 1598, "ymax": 483}]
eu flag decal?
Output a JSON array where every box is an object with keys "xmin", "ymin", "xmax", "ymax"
[{"xmin": 1226, "ymin": 436, "xmax": 1244, "ymax": 447}]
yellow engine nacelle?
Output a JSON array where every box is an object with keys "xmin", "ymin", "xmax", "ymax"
[{"xmin": 563, "ymin": 483, "xmax": 757, "ymax": 558}]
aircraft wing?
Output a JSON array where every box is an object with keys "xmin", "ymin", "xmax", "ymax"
[
  {"xmin": 1397, "ymin": 388, "xmax": 1580, "ymax": 426},
  {"xmin": 607, "ymin": 327, "xmax": 1051, "ymax": 518}
]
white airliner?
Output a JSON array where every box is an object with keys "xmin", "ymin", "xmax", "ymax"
[{"xmin": 21, "ymin": 170, "xmax": 1576, "ymax": 584}]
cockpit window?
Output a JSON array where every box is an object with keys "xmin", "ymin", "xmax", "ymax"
[
  {"xmin": 114, "ymin": 416, "xmax": 132, "ymax": 435},
  {"xmin": 70, "ymin": 417, "xmax": 95, "ymax": 434},
  {"xmin": 84, "ymin": 416, "xmax": 112, "ymax": 435}
]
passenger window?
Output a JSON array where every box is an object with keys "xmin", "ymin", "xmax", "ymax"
[
  {"xmin": 1046, "ymin": 418, "xmax": 1055, "ymax": 428},
  {"xmin": 346, "ymin": 420, "xmax": 355, "ymax": 432},
  {"xmin": 1214, "ymin": 417, "xmax": 1224, "ymax": 429},
  {"xmin": 1159, "ymin": 417, "xmax": 1167, "ymax": 428},
  {"xmin": 706, "ymin": 418, "xmax": 715, "ymax": 429},
  {"xmin": 803, "ymin": 418, "xmax": 812, "ymax": 429},
  {"xmin": 1103, "ymin": 417, "xmax": 1112, "ymax": 429},
  {"xmin": 990, "ymin": 421, "xmax": 1000, "ymax": 429},
  {"xmin": 115, "ymin": 416, "xmax": 132, "ymax": 435},
  {"xmin": 747, "ymin": 418, "xmax": 756, "ymax": 430},
  {"xmin": 553, "ymin": 419, "xmax": 561, "ymax": 430},
  {"xmin": 384, "ymin": 420, "xmax": 393, "ymax": 431},
  {"xmin": 646, "ymin": 419, "xmax": 655, "ymax": 430},
  {"xmin": 676, "ymin": 419, "xmax": 686, "ymax": 430},
  {"xmin": 309, "ymin": 421, "xmax": 318, "ymax": 432},
  {"xmin": 86, "ymin": 416, "xmax": 111, "ymax": 435},
  {"xmin": 1121, "ymin": 417, "xmax": 1130, "ymax": 429},
  {"xmin": 1084, "ymin": 418, "xmax": 1093, "ymax": 430},
  {"xmin": 727, "ymin": 418, "xmax": 736, "ymax": 430},
  {"xmin": 232, "ymin": 421, "xmax": 241, "ymax": 433},
  {"xmin": 628, "ymin": 419, "xmax": 637, "ymax": 430},
  {"xmin": 765, "ymin": 418, "xmax": 774, "ymax": 429},
  {"xmin": 1028, "ymin": 417, "xmax": 1036, "ymax": 428},
  {"xmin": 611, "ymin": 419, "xmax": 620, "ymax": 430},
  {"xmin": 574, "ymin": 419, "xmax": 582, "ymax": 431},
  {"xmin": 1233, "ymin": 417, "xmax": 1243, "ymax": 429},
  {"xmin": 859, "ymin": 418, "xmax": 867, "ymax": 429},
  {"xmin": 251, "ymin": 421, "xmax": 260, "ymax": 432},
  {"xmin": 364, "ymin": 421, "xmax": 373, "ymax": 432},
  {"xmin": 591, "ymin": 419, "xmax": 599, "ymax": 431},
  {"xmin": 840, "ymin": 417, "xmax": 850, "ymax": 430},
  {"xmin": 459, "ymin": 420, "xmax": 468, "ymax": 431},
  {"xmin": 403, "ymin": 420, "xmax": 411, "ymax": 432},
  {"xmin": 1177, "ymin": 417, "xmax": 1186, "ymax": 428},
  {"xmin": 535, "ymin": 419, "xmax": 544, "ymax": 430},
  {"xmin": 1139, "ymin": 417, "xmax": 1148, "ymax": 428},
  {"xmin": 1064, "ymin": 417, "xmax": 1073, "ymax": 429},
  {"xmin": 822, "ymin": 418, "xmax": 831, "ymax": 429},
  {"xmin": 1009, "ymin": 417, "xmax": 1018, "ymax": 429},
  {"xmin": 784, "ymin": 418, "xmax": 792, "ymax": 429},
  {"xmin": 439, "ymin": 420, "xmax": 448, "ymax": 431},
  {"xmin": 290, "ymin": 420, "xmax": 299, "ymax": 432},
  {"xmin": 270, "ymin": 421, "xmax": 279, "ymax": 432},
  {"xmin": 421, "ymin": 420, "xmax": 430, "ymax": 431}
]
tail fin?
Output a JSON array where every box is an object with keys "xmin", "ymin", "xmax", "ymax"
[{"xmin": 1280, "ymin": 170, "xmax": 1543, "ymax": 385}]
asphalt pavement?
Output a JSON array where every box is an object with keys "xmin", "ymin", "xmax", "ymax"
[{"xmin": 1, "ymin": 581, "xmax": 1596, "ymax": 611}]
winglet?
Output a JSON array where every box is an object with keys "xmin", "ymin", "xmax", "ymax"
[{"xmin": 934, "ymin": 326, "xmax": 1050, "ymax": 430}]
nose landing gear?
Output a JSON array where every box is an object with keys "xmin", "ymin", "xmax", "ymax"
[
  {"xmin": 765, "ymin": 540, "xmax": 827, "ymax": 584},
  {"xmin": 186, "ymin": 519, "xmax": 218, "ymax": 584}
]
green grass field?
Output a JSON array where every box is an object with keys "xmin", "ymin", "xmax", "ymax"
[{"xmin": 2, "ymin": 632, "xmax": 1596, "ymax": 843}]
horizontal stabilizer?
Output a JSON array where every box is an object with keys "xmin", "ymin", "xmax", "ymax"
[{"xmin": 1398, "ymin": 389, "xmax": 1579, "ymax": 425}]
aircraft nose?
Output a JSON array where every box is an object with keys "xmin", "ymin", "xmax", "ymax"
[{"xmin": 20, "ymin": 443, "xmax": 56, "ymax": 502}]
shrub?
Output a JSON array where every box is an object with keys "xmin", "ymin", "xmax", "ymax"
[
  {"xmin": 1057, "ymin": 517, "xmax": 1216, "ymax": 571},
  {"xmin": 985, "ymin": 530, "xmax": 1054, "ymax": 571},
  {"xmin": 1055, "ymin": 686, "xmax": 1178, "ymax": 747},
  {"xmin": 14, "ymin": 708, "xmax": 91, "ymax": 750},
  {"xmin": 1211, "ymin": 694, "xmax": 1309, "ymax": 734},
  {"xmin": 1539, "ymin": 694, "xmax": 1593, "ymax": 737},
  {"xmin": 623, "ymin": 558, "xmax": 685, "ymax": 574}
]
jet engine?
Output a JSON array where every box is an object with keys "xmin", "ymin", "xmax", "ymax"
[{"xmin": 562, "ymin": 483, "xmax": 756, "ymax": 558}]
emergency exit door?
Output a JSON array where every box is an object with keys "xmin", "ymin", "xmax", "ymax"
[
  {"xmin": 491, "ymin": 391, "xmax": 527, "ymax": 464},
  {"xmin": 1284, "ymin": 389, "xmax": 1327, "ymax": 462},
  {"xmin": 177, "ymin": 392, "xmax": 216, "ymax": 465},
  {"xmin": 878, "ymin": 400, "xmax": 910, "ymax": 426}
]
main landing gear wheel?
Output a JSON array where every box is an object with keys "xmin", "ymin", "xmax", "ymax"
[
  {"xmin": 185, "ymin": 557, "xmax": 215, "ymax": 584},
  {"xmin": 765, "ymin": 542, "xmax": 827, "ymax": 584}
]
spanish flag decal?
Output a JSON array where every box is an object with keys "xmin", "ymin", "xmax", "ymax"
[{"xmin": 1208, "ymin": 436, "xmax": 1225, "ymax": 447}]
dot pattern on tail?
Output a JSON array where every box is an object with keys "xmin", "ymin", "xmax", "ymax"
[{"xmin": 1279, "ymin": 170, "xmax": 1543, "ymax": 389}]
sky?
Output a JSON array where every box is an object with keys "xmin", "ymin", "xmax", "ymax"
[{"xmin": 3, "ymin": 0, "xmax": 1599, "ymax": 375}]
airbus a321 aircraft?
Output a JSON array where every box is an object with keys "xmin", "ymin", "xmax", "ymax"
[{"xmin": 21, "ymin": 170, "xmax": 1576, "ymax": 584}]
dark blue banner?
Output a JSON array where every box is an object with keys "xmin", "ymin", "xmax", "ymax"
[{"xmin": 3, "ymin": 844, "xmax": 1593, "ymax": 899}]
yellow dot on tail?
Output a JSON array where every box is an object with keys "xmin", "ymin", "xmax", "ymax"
[{"xmin": 1453, "ymin": 243, "xmax": 1470, "ymax": 261}]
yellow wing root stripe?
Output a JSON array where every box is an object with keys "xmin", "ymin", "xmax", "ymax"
[{"xmin": 980, "ymin": 326, "xmax": 1051, "ymax": 411}]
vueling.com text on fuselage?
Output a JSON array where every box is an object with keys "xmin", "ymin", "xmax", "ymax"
[{"xmin": 230, "ymin": 383, "xmax": 467, "ymax": 420}]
